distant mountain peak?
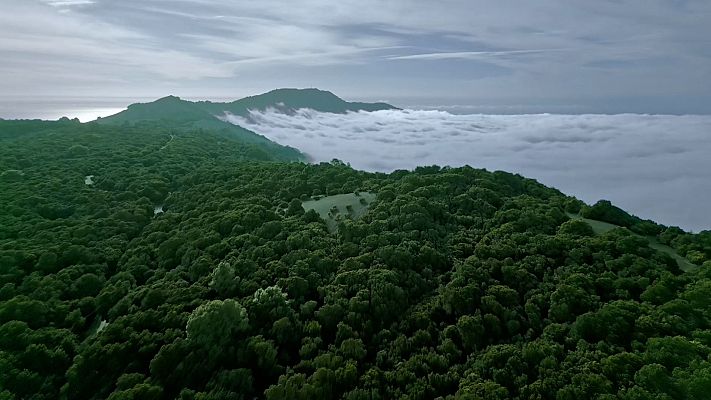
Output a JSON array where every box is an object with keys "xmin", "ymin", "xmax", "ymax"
[
  {"xmin": 125, "ymin": 95, "xmax": 190, "ymax": 111},
  {"xmin": 222, "ymin": 88, "xmax": 398, "ymax": 115},
  {"xmin": 259, "ymin": 87, "xmax": 340, "ymax": 98},
  {"xmin": 267, "ymin": 87, "xmax": 333, "ymax": 94},
  {"xmin": 102, "ymin": 88, "xmax": 397, "ymax": 126},
  {"xmin": 155, "ymin": 95, "xmax": 183, "ymax": 102}
]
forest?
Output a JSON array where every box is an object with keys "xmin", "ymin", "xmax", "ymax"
[{"xmin": 1, "ymin": 117, "xmax": 711, "ymax": 400}]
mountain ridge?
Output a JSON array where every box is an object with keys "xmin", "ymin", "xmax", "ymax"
[
  {"xmin": 95, "ymin": 89, "xmax": 397, "ymax": 162},
  {"xmin": 100, "ymin": 88, "xmax": 397, "ymax": 125}
]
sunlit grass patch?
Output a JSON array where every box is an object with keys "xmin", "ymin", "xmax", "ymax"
[{"xmin": 302, "ymin": 192, "xmax": 376, "ymax": 232}]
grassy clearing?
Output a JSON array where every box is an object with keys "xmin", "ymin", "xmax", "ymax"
[
  {"xmin": 582, "ymin": 217, "xmax": 619, "ymax": 235},
  {"xmin": 567, "ymin": 213, "xmax": 697, "ymax": 272},
  {"xmin": 302, "ymin": 192, "xmax": 376, "ymax": 232},
  {"xmin": 647, "ymin": 238, "xmax": 697, "ymax": 272},
  {"xmin": 566, "ymin": 212, "xmax": 620, "ymax": 235},
  {"xmin": 85, "ymin": 316, "xmax": 109, "ymax": 340}
]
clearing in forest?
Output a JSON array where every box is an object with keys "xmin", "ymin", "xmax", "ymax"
[
  {"xmin": 302, "ymin": 192, "xmax": 376, "ymax": 232},
  {"xmin": 567, "ymin": 213, "xmax": 697, "ymax": 272}
]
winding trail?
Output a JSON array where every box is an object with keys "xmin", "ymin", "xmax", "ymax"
[{"xmin": 160, "ymin": 134, "xmax": 175, "ymax": 150}]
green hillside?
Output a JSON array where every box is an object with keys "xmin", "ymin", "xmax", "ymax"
[
  {"xmin": 97, "ymin": 89, "xmax": 396, "ymax": 162},
  {"xmin": 98, "ymin": 95, "xmax": 214, "ymax": 125},
  {"xmin": 95, "ymin": 95, "xmax": 303, "ymax": 161},
  {"xmin": 1, "ymin": 111, "xmax": 711, "ymax": 400},
  {"xmin": 100, "ymin": 88, "xmax": 395, "ymax": 127}
]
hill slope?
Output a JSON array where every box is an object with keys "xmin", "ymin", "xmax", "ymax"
[
  {"xmin": 96, "ymin": 95, "xmax": 302, "ymax": 161},
  {"xmin": 98, "ymin": 89, "xmax": 396, "ymax": 162},
  {"xmin": 99, "ymin": 95, "xmax": 212, "ymax": 125}
]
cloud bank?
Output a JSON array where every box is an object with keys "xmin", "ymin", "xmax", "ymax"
[{"xmin": 226, "ymin": 109, "xmax": 711, "ymax": 232}]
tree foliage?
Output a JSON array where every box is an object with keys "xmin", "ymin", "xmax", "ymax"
[{"xmin": 1, "ymin": 119, "xmax": 710, "ymax": 399}]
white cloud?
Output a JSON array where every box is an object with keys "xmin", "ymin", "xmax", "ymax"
[
  {"xmin": 387, "ymin": 49, "xmax": 569, "ymax": 61},
  {"xmin": 226, "ymin": 109, "xmax": 711, "ymax": 232},
  {"xmin": 42, "ymin": 0, "xmax": 95, "ymax": 6}
]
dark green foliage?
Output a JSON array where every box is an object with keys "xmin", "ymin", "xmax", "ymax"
[
  {"xmin": 661, "ymin": 228, "xmax": 711, "ymax": 265},
  {"xmin": 1, "ymin": 118, "xmax": 710, "ymax": 400},
  {"xmin": 558, "ymin": 219, "xmax": 595, "ymax": 237},
  {"xmin": 582, "ymin": 200, "xmax": 636, "ymax": 227}
]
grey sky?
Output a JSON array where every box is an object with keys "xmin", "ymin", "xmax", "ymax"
[{"xmin": 4, "ymin": 0, "xmax": 711, "ymax": 112}]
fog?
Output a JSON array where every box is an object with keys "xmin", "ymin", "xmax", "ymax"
[
  {"xmin": 227, "ymin": 109, "xmax": 711, "ymax": 232},
  {"xmin": 0, "ymin": 98, "xmax": 135, "ymax": 122}
]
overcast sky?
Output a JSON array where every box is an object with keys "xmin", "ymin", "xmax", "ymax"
[{"xmin": 4, "ymin": 0, "xmax": 711, "ymax": 112}]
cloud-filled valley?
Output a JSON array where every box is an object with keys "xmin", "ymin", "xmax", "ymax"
[{"xmin": 226, "ymin": 109, "xmax": 711, "ymax": 232}]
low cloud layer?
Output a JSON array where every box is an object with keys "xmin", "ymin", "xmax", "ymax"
[{"xmin": 226, "ymin": 109, "xmax": 711, "ymax": 232}]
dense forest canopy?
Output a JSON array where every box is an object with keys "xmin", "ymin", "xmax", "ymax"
[{"xmin": 1, "ymin": 108, "xmax": 711, "ymax": 400}]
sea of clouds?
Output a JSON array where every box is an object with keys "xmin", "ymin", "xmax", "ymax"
[{"xmin": 225, "ymin": 109, "xmax": 711, "ymax": 232}]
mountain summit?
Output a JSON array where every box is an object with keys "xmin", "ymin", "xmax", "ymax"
[
  {"xmin": 101, "ymin": 95, "xmax": 213, "ymax": 125},
  {"xmin": 100, "ymin": 88, "xmax": 397, "ymax": 126},
  {"xmin": 215, "ymin": 88, "xmax": 398, "ymax": 115}
]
